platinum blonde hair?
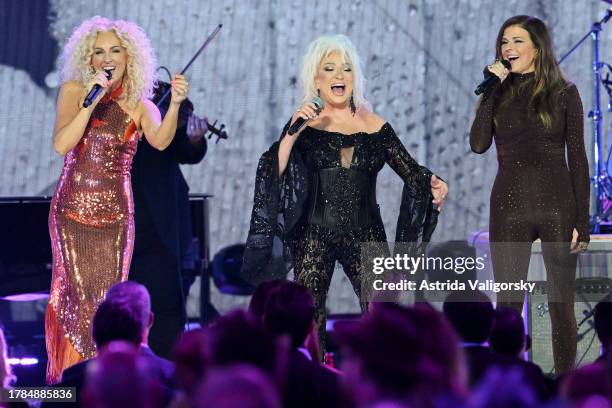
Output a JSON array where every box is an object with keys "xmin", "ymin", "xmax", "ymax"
[
  {"xmin": 59, "ymin": 16, "xmax": 157, "ymax": 109},
  {"xmin": 0, "ymin": 326, "xmax": 15, "ymax": 388},
  {"xmin": 300, "ymin": 34, "xmax": 370, "ymax": 110}
]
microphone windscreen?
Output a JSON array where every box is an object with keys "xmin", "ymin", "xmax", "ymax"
[{"xmin": 501, "ymin": 59, "xmax": 511, "ymax": 71}]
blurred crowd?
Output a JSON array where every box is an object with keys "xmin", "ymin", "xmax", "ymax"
[{"xmin": 2, "ymin": 280, "xmax": 612, "ymax": 408}]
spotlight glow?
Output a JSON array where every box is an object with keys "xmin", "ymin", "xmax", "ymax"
[{"xmin": 7, "ymin": 357, "xmax": 39, "ymax": 366}]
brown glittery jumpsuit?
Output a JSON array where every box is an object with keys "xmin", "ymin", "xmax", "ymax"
[
  {"xmin": 46, "ymin": 88, "xmax": 139, "ymax": 384},
  {"xmin": 470, "ymin": 72, "xmax": 590, "ymax": 374}
]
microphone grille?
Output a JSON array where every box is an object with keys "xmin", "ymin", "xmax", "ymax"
[
  {"xmin": 501, "ymin": 59, "xmax": 512, "ymax": 70},
  {"xmin": 312, "ymin": 96, "xmax": 324, "ymax": 110}
]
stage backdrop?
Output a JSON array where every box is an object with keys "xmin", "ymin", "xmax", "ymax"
[{"xmin": 0, "ymin": 0, "xmax": 605, "ymax": 313}]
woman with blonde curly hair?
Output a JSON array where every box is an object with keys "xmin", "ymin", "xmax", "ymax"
[{"xmin": 46, "ymin": 16, "xmax": 189, "ymax": 383}]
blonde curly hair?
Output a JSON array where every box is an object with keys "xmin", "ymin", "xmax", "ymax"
[
  {"xmin": 0, "ymin": 326, "xmax": 15, "ymax": 388},
  {"xmin": 59, "ymin": 16, "xmax": 157, "ymax": 108}
]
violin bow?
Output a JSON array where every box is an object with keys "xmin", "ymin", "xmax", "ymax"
[{"xmin": 156, "ymin": 24, "xmax": 223, "ymax": 107}]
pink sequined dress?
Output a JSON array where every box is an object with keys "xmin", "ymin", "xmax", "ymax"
[{"xmin": 46, "ymin": 87, "xmax": 139, "ymax": 384}]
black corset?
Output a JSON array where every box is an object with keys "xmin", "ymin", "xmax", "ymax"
[{"xmin": 306, "ymin": 167, "xmax": 378, "ymax": 231}]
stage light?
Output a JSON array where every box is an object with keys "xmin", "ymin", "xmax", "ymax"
[
  {"xmin": 7, "ymin": 357, "xmax": 39, "ymax": 366},
  {"xmin": 44, "ymin": 71, "xmax": 59, "ymax": 89}
]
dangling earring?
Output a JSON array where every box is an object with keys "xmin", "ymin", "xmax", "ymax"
[
  {"xmin": 350, "ymin": 92, "xmax": 356, "ymax": 116},
  {"xmin": 317, "ymin": 89, "xmax": 321, "ymax": 97}
]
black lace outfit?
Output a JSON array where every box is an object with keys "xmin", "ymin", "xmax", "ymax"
[{"xmin": 244, "ymin": 120, "xmax": 439, "ymax": 353}]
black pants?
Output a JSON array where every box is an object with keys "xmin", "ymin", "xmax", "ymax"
[
  {"xmin": 130, "ymin": 229, "xmax": 185, "ymax": 359},
  {"xmin": 292, "ymin": 222, "xmax": 388, "ymax": 356},
  {"xmin": 490, "ymin": 164, "xmax": 578, "ymax": 374}
]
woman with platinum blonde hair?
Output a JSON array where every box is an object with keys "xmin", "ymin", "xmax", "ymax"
[
  {"xmin": 244, "ymin": 34, "xmax": 448, "ymax": 355},
  {"xmin": 46, "ymin": 16, "xmax": 190, "ymax": 383},
  {"xmin": 298, "ymin": 34, "xmax": 369, "ymax": 112}
]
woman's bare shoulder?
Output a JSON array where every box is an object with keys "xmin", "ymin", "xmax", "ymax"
[
  {"xmin": 56, "ymin": 81, "xmax": 85, "ymax": 109},
  {"xmin": 136, "ymin": 98, "xmax": 156, "ymax": 114},
  {"xmin": 360, "ymin": 110, "xmax": 387, "ymax": 132},
  {"xmin": 61, "ymin": 80, "xmax": 85, "ymax": 93}
]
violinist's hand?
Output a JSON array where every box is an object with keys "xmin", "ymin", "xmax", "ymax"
[{"xmin": 187, "ymin": 114, "xmax": 208, "ymax": 142}]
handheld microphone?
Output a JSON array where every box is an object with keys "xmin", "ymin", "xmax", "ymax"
[
  {"xmin": 474, "ymin": 60, "xmax": 511, "ymax": 96},
  {"xmin": 83, "ymin": 69, "xmax": 113, "ymax": 108},
  {"xmin": 287, "ymin": 96, "xmax": 324, "ymax": 135}
]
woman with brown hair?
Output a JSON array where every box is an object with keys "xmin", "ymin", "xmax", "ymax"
[{"xmin": 470, "ymin": 15, "xmax": 590, "ymax": 374}]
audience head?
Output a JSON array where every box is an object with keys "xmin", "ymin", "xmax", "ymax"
[
  {"xmin": 443, "ymin": 290, "xmax": 494, "ymax": 344},
  {"xmin": 490, "ymin": 307, "xmax": 528, "ymax": 357},
  {"xmin": 248, "ymin": 280, "xmax": 285, "ymax": 320},
  {"xmin": 209, "ymin": 310, "xmax": 278, "ymax": 377},
  {"xmin": 263, "ymin": 281, "xmax": 315, "ymax": 348},
  {"xmin": 83, "ymin": 341, "xmax": 159, "ymax": 408},
  {"xmin": 173, "ymin": 329, "xmax": 211, "ymax": 397},
  {"xmin": 91, "ymin": 281, "xmax": 153, "ymax": 349},
  {"xmin": 0, "ymin": 326, "xmax": 15, "ymax": 388},
  {"xmin": 335, "ymin": 303, "xmax": 465, "ymax": 405},
  {"xmin": 469, "ymin": 367, "xmax": 539, "ymax": 408},
  {"xmin": 594, "ymin": 296, "xmax": 612, "ymax": 351},
  {"xmin": 195, "ymin": 364, "xmax": 280, "ymax": 408},
  {"xmin": 560, "ymin": 362, "xmax": 612, "ymax": 405},
  {"xmin": 92, "ymin": 298, "xmax": 142, "ymax": 349},
  {"xmin": 106, "ymin": 281, "xmax": 153, "ymax": 330}
]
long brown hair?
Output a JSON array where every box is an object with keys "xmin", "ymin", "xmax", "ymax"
[{"xmin": 494, "ymin": 15, "xmax": 566, "ymax": 128}]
